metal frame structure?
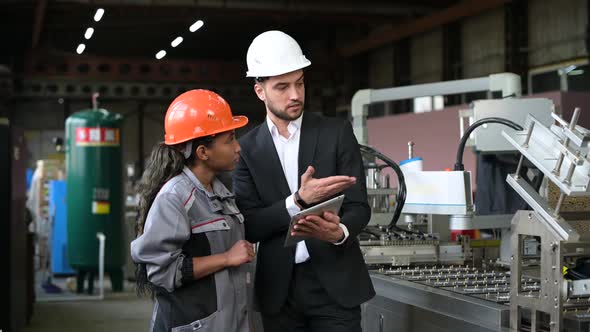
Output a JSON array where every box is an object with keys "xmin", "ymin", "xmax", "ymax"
[
  {"xmin": 15, "ymin": 78, "xmax": 252, "ymax": 101},
  {"xmin": 504, "ymin": 108, "xmax": 590, "ymax": 331},
  {"xmin": 24, "ymin": 54, "xmax": 243, "ymax": 84},
  {"xmin": 364, "ymin": 273, "xmax": 510, "ymax": 331},
  {"xmin": 351, "ymin": 72, "xmax": 522, "ymax": 145}
]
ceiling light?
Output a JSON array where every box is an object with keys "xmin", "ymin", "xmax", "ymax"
[
  {"xmin": 171, "ymin": 37, "xmax": 183, "ymax": 48},
  {"xmin": 155, "ymin": 50, "xmax": 166, "ymax": 60},
  {"xmin": 94, "ymin": 8, "xmax": 105, "ymax": 22},
  {"xmin": 84, "ymin": 27, "xmax": 94, "ymax": 40},
  {"xmin": 189, "ymin": 20, "xmax": 204, "ymax": 32},
  {"xmin": 76, "ymin": 44, "xmax": 86, "ymax": 54}
]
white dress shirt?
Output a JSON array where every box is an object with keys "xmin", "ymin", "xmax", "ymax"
[{"xmin": 266, "ymin": 113, "xmax": 349, "ymax": 264}]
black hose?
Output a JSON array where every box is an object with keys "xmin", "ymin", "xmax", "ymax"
[
  {"xmin": 360, "ymin": 228, "xmax": 382, "ymax": 239},
  {"xmin": 454, "ymin": 117, "xmax": 523, "ymax": 171},
  {"xmin": 360, "ymin": 144, "xmax": 407, "ymax": 231},
  {"xmin": 567, "ymin": 269, "xmax": 588, "ymax": 280},
  {"xmin": 390, "ymin": 223, "xmax": 423, "ymax": 235}
]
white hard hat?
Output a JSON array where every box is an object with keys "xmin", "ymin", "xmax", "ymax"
[{"xmin": 246, "ymin": 30, "xmax": 311, "ymax": 78}]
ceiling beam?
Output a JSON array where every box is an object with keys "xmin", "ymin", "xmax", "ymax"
[
  {"xmin": 337, "ymin": 0, "xmax": 511, "ymax": 57},
  {"xmin": 22, "ymin": 51, "xmax": 244, "ymax": 83},
  {"xmin": 43, "ymin": 3, "xmax": 408, "ymax": 26},
  {"xmin": 52, "ymin": 0, "xmax": 443, "ymax": 17}
]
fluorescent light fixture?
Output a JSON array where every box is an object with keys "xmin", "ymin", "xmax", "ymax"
[
  {"xmin": 76, "ymin": 43, "xmax": 86, "ymax": 54},
  {"xmin": 155, "ymin": 50, "xmax": 167, "ymax": 60},
  {"xmin": 189, "ymin": 20, "xmax": 204, "ymax": 32},
  {"xmin": 94, "ymin": 8, "xmax": 105, "ymax": 22},
  {"xmin": 171, "ymin": 37, "xmax": 183, "ymax": 48},
  {"xmin": 569, "ymin": 69, "xmax": 584, "ymax": 76},
  {"xmin": 84, "ymin": 27, "xmax": 94, "ymax": 40}
]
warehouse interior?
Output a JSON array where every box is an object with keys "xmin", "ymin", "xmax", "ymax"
[{"xmin": 2, "ymin": 0, "xmax": 590, "ymax": 331}]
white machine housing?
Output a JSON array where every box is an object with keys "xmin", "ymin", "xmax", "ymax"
[{"xmin": 463, "ymin": 98, "xmax": 555, "ymax": 153}]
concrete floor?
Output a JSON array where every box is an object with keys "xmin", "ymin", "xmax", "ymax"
[
  {"xmin": 22, "ymin": 275, "xmax": 153, "ymax": 332},
  {"xmin": 22, "ymin": 291, "xmax": 153, "ymax": 332},
  {"xmin": 21, "ymin": 274, "xmax": 263, "ymax": 332}
]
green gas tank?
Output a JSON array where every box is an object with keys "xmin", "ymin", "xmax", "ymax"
[{"xmin": 65, "ymin": 108, "xmax": 124, "ymax": 276}]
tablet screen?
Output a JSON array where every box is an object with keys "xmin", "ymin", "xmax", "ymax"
[{"xmin": 284, "ymin": 194, "xmax": 345, "ymax": 247}]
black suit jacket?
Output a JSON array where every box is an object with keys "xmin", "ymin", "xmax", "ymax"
[{"xmin": 233, "ymin": 112, "xmax": 375, "ymax": 315}]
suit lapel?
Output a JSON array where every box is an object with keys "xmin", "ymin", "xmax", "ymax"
[
  {"xmin": 254, "ymin": 123, "xmax": 292, "ymax": 198},
  {"xmin": 298, "ymin": 113, "xmax": 319, "ymax": 188}
]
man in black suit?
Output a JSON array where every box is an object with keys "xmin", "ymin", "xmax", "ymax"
[{"xmin": 233, "ymin": 30, "xmax": 375, "ymax": 332}]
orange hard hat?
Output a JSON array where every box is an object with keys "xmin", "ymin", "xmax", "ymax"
[{"xmin": 164, "ymin": 89, "xmax": 248, "ymax": 145}]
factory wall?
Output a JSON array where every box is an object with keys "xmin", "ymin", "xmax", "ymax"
[
  {"xmin": 528, "ymin": 0, "xmax": 588, "ymax": 67},
  {"xmin": 364, "ymin": 0, "xmax": 588, "ymax": 92},
  {"xmin": 461, "ymin": 8, "xmax": 505, "ymax": 78},
  {"xmin": 410, "ymin": 29, "xmax": 443, "ymax": 84},
  {"xmin": 369, "ymin": 45, "xmax": 394, "ymax": 88},
  {"xmin": 11, "ymin": 100, "xmax": 67, "ymax": 169},
  {"xmin": 368, "ymin": 45, "xmax": 395, "ymax": 115},
  {"xmin": 366, "ymin": 104, "xmax": 475, "ymax": 175}
]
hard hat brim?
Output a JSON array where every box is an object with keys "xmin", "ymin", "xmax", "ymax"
[
  {"xmin": 164, "ymin": 116, "xmax": 249, "ymax": 145},
  {"xmin": 209, "ymin": 115, "xmax": 249, "ymax": 136},
  {"xmin": 246, "ymin": 60, "xmax": 311, "ymax": 78}
]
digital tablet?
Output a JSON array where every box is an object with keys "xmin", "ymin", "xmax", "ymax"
[{"xmin": 284, "ymin": 194, "xmax": 345, "ymax": 247}]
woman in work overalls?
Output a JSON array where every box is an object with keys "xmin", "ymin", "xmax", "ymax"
[{"xmin": 131, "ymin": 89, "xmax": 254, "ymax": 332}]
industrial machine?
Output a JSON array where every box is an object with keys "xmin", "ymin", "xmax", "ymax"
[
  {"xmin": 357, "ymin": 75, "xmax": 542, "ymax": 270},
  {"xmin": 359, "ymin": 141, "xmax": 513, "ymax": 330},
  {"xmin": 356, "ymin": 73, "xmax": 525, "ymax": 272},
  {"xmin": 355, "ymin": 73, "xmax": 590, "ymax": 331},
  {"xmin": 360, "ymin": 143, "xmax": 471, "ymax": 267}
]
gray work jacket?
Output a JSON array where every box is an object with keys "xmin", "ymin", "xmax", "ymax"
[{"xmin": 131, "ymin": 167, "xmax": 251, "ymax": 332}]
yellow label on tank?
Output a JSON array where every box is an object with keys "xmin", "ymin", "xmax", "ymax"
[{"xmin": 92, "ymin": 201, "xmax": 110, "ymax": 214}]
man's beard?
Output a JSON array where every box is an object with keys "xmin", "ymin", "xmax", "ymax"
[{"xmin": 268, "ymin": 101, "xmax": 304, "ymax": 121}]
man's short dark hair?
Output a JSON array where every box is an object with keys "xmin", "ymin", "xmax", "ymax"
[{"xmin": 254, "ymin": 77, "xmax": 268, "ymax": 83}]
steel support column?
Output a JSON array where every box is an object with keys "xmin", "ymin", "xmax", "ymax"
[{"xmin": 505, "ymin": 0, "xmax": 528, "ymax": 94}]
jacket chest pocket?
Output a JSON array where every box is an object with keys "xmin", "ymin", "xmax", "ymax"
[
  {"xmin": 209, "ymin": 198, "xmax": 245, "ymax": 224},
  {"xmin": 191, "ymin": 217, "xmax": 230, "ymax": 234},
  {"xmin": 190, "ymin": 217, "xmax": 232, "ymax": 255}
]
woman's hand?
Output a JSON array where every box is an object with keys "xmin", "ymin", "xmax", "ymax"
[{"xmin": 224, "ymin": 240, "xmax": 255, "ymax": 267}]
